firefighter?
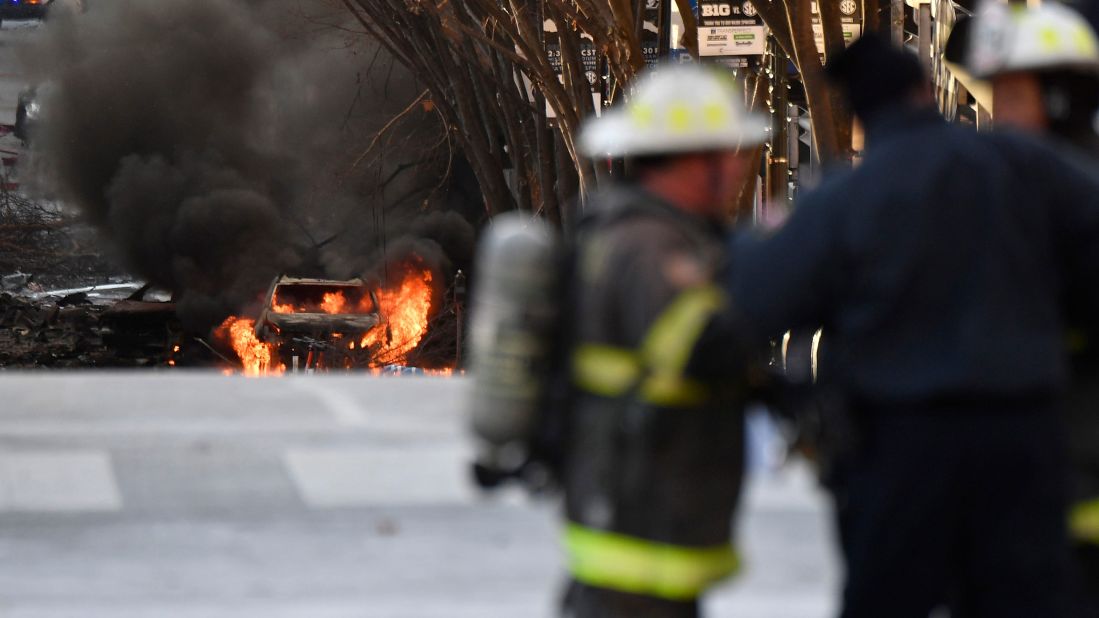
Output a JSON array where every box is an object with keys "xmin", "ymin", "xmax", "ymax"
[
  {"xmin": 560, "ymin": 65, "xmax": 766, "ymax": 618},
  {"xmin": 966, "ymin": 4, "xmax": 1099, "ymax": 614},
  {"xmin": 730, "ymin": 33, "xmax": 1099, "ymax": 618}
]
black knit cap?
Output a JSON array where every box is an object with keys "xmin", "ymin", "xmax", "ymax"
[{"xmin": 824, "ymin": 32, "xmax": 928, "ymax": 121}]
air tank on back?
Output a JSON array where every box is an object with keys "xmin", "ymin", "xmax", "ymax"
[{"xmin": 467, "ymin": 212, "xmax": 560, "ymax": 484}]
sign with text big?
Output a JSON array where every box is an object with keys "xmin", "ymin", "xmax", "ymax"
[{"xmin": 697, "ymin": 0, "xmax": 766, "ymax": 68}]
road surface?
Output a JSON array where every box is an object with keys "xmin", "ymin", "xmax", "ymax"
[
  {"xmin": 0, "ymin": 16, "xmax": 839, "ymax": 618},
  {"xmin": 0, "ymin": 373, "xmax": 839, "ymax": 617}
]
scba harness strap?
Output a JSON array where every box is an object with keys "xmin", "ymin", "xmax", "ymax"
[{"xmin": 571, "ymin": 285, "xmax": 725, "ymax": 407}]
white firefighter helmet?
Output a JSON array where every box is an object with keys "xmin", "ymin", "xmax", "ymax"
[
  {"xmin": 967, "ymin": 1, "xmax": 1099, "ymax": 78},
  {"xmin": 578, "ymin": 65, "xmax": 768, "ymax": 158}
]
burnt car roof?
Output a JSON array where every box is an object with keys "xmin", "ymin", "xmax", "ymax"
[
  {"xmin": 256, "ymin": 275, "xmax": 380, "ymax": 337},
  {"xmin": 264, "ymin": 312, "xmax": 379, "ymax": 333},
  {"xmin": 273, "ymin": 276, "xmax": 366, "ymax": 287}
]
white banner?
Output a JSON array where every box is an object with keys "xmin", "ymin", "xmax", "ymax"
[{"xmin": 699, "ymin": 25, "xmax": 767, "ymax": 57}]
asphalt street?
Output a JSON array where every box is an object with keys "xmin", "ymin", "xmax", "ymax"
[
  {"xmin": 0, "ymin": 14, "xmax": 838, "ymax": 618},
  {"xmin": 0, "ymin": 373, "xmax": 839, "ymax": 617}
]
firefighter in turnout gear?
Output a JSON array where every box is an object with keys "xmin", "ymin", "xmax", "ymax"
[
  {"xmin": 559, "ymin": 65, "xmax": 766, "ymax": 618},
  {"xmin": 967, "ymin": 4, "xmax": 1099, "ymax": 614},
  {"xmin": 731, "ymin": 32, "xmax": 1099, "ymax": 617}
]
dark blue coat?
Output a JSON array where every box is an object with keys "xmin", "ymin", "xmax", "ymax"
[{"xmin": 730, "ymin": 105, "xmax": 1099, "ymax": 404}]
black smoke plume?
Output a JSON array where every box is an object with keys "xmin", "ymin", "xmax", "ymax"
[{"xmin": 26, "ymin": 0, "xmax": 473, "ymax": 332}]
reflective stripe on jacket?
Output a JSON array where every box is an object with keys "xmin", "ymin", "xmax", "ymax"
[
  {"xmin": 561, "ymin": 185, "xmax": 746, "ymax": 601},
  {"xmin": 572, "ymin": 285, "xmax": 725, "ymax": 407},
  {"xmin": 1071, "ymin": 497, "xmax": 1099, "ymax": 545},
  {"xmin": 564, "ymin": 523, "xmax": 740, "ymax": 601}
]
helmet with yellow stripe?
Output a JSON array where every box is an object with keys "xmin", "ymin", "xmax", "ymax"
[
  {"xmin": 578, "ymin": 65, "xmax": 768, "ymax": 158},
  {"xmin": 968, "ymin": 2, "xmax": 1099, "ymax": 78}
]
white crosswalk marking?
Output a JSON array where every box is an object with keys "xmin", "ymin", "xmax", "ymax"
[
  {"xmin": 0, "ymin": 375, "xmax": 835, "ymax": 616},
  {"xmin": 289, "ymin": 377, "xmax": 370, "ymax": 426},
  {"xmin": 284, "ymin": 445, "xmax": 475, "ymax": 508},
  {"xmin": 0, "ymin": 451, "xmax": 122, "ymax": 512}
]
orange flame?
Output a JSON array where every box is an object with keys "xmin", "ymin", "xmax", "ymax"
[
  {"xmin": 321, "ymin": 291, "xmax": 348, "ymax": 314},
  {"xmin": 360, "ymin": 267, "xmax": 434, "ymax": 366},
  {"xmin": 216, "ymin": 317, "xmax": 284, "ymax": 377},
  {"xmin": 217, "ymin": 261, "xmax": 437, "ymax": 374},
  {"xmin": 423, "ymin": 368, "xmax": 455, "ymax": 377},
  {"xmin": 272, "ymin": 290, "xmax": 356, "ymax": 315}
]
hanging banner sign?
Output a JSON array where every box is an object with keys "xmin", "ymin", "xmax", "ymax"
[
  {"xmin": 700, "ymin": 25, "xmax": 767, "ymax": 56},
  {"xmin": 642, "ymin": 0, "xmax": 663, "ymax": 68},
  {"xmin": 811, "ymin": 0, "xmax": 863, "ymax": 55},
  {"xmin": 669, "ymin": 0, "xmax": 691, "ymax": 59},
  {"xmin": 697, "ymin": 0, "xmax": 766, "ymax": 68},
  {"xmin": 543, "ymin": 19, "xmax": 605, "ymax": 119},
  {"xmin": 580, "ymin": 37, "xmax": 600, "ymax": 88}
]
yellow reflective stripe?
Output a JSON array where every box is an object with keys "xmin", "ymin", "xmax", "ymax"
[
  {"xmin": 573, "ymin": 344, "xmax": 709, "ymax": 406},
  {"xmin": 640, "ymin": 285, "xmax": 725, "ymax": 375},
  {"xmin": 571, "ymin": 286, "xmax": 725, "ymax": 407},
  {"xmin": 564, "ymin": 523, "xmax": 740, "ymax": 601},
  {"xmin": 573, "ymin": 345, "xmax": 642, "ymax": 398},
  {"xmin": 640, "ymin": 372, "xmax": 709, "ymax": 407},
  {"xmin": 639, "ymin": 285, "xmax": 724, "ymax": 406},
  {"xmin": 1070, "ymin": 498, "xmax": 1099, "ymax": 545}
]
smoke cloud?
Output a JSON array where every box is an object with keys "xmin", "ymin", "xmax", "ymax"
[{"xmin": 26, "ymin": 0, "xmax": 473, "ymax": 331}]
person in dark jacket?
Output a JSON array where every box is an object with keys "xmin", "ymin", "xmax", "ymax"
[
  {"xmin": 966, "ymin": 5, "xmax": 1099, "ymax": 614},
  {"xmin": 729, "ymin": 33, "xmax": 1099, "ymax": 618},
  {"xmin": 561, "ymin": 64, "xmax": 766, "ymax": 618}
]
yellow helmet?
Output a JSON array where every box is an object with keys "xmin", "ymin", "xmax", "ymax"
[
  {"xmin": 968, "ymin": 2, "xmax": 1099, "ymax": 78},
  {"xmin": 579, "ymin": 65, "xmax": 768, "ymax": 158}
]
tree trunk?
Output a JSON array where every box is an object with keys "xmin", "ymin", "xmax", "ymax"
[
  {"xmin": 819, "ymin": 0, "xmax": 854, "ymax": 163},
  {"xmin": 891, "ymin": 0, "xmax": 905, "ymax": 45}
]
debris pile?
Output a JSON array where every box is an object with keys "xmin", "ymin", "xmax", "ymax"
[
  {"xmin": 0, "ymin": 191, "xmax": 124, "ymax": 290},
  {"xmin": 0, "ymin": 293, "xmax": 185, "ymax": 368}
]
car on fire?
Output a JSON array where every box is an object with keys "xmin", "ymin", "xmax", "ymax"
[{"xmin": 254, "ymin": 276, "xmax": 381, "ymax": 369}]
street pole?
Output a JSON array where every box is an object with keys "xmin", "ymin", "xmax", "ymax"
[
  {"xmin": 766, "ymin": 41, "xmax": 789, "ymax": 213},
  {"xmin": 787, "ymin": 103, "xmax": 801, "ymax": 203},
  {"xmin": 891, "ymin": 0, "xmax": 904, "ymax": 45},
  {"xmin": 454, "ymin": 270, "xmax": 466, "ymax": 370},
  {"xmin": 918, "ymin": 3, "xmax": 932, "ymax": 75}
]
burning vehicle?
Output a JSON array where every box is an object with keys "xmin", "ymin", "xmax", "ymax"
[
  {"xmin": 217, "ymin": 262, "xmax": 440, "ymax": 376},
  {"xmin": 255, "ymin": 276, "xmax": 380, "ymax": 371}
]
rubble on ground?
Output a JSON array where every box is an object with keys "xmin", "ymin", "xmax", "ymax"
[
  {"xmin": 0, "ymin": 185, "xmax": 193, "ymax": 368},
  {"xmin": 0, "ymin": 292, "xmax": 187, "ymax": 368}
]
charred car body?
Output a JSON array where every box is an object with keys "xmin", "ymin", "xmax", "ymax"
[{"xmin": 254, "ymin": 276, "xmax": 381, "ymax": 369}]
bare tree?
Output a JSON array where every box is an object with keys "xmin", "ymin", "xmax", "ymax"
[
  {"xmin": 332, "ymin": 0, "xmax": 866, "ymax": 225},
  {"xmin": 338, "ymin": 0, "xmax": 613, "ymax": 227},
  {"xmin": 749, "ymin": 0, "xmax": 855, "ymax": 164}
]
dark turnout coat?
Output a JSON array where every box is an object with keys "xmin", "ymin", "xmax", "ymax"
[
  {"xmin": 728, "ymin": 103, "xmax": 1099, "ymax": 618},
  {"xmin": 562, "ymin": 184, "xmax": 748, "ymax": 603},
  {"xmin": 1059, "ymin": 132, "xmax": 1099, "ymax": 503},
  {"xmin": 731, "ymin": 106, "xmax": 1099, "ymax": 405}
]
